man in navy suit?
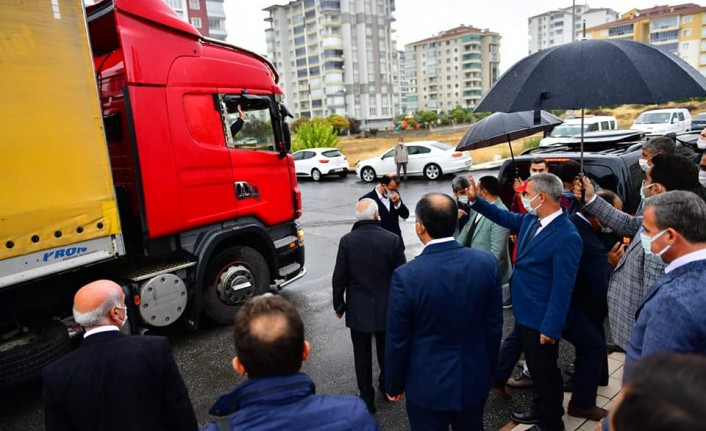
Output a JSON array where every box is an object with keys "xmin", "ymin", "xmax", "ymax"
[
  {"xmin": 42, "ymin": 280, "xmax": 197, "ymax": 431},
  {"xmin": 467, "ymin": 173, "xmax": 582, "ymax": 431},
  {"xmin": 359, "ymin": 173, "xmax": 410, "ymax": 240},
  {"xmin": 385, "ymin": 193, "xmax": 503, "ymax": 430}
]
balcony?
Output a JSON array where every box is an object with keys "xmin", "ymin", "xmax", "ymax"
[{"xmin": 320, "ymin": 1, "xmax": 341, "ymax": 13}]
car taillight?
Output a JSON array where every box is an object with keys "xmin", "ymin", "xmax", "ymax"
[
  {"xmin": 319, "ymin": 159, "xmax": 329, "ymax": 163},
  {"xmin": 451, "ymin": 152, "xmax": 463, "ymax": 158}
]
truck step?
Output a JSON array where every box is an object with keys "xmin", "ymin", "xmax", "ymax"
[{"xmin": 115, "ymin": 259, "xmax": 196, "ymax": 282}]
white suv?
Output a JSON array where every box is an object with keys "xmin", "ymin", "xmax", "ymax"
[
  {"xmin": 630, "ymin": 108, "xmax": 692, "ymax": 137},
  {"xmin": 539, "ymin": 116, "xmax": 617, "ymax": 147}
]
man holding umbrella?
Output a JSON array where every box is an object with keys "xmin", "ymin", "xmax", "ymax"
[{"xmin": 466, "ymin": 173, "xmax": 582, "ymax": 431}]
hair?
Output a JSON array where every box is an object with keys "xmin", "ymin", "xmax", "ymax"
[
  {"xmin": 645, "ymin": 190, "xmax": 706, "ymax": 243},
  {"xmin": 233, "ymin": 294, "xmax": 305, "ymax": 378},
  {"xmin": 643, "ymin": 136, "xmax": 675, "ymax": 156},
  {"xmin": 530, "ymin": 157, "xmax": 547, "ymax": 167},
  {"xmin": 73, "ymin": 288, "xmax": 123, "ymax": 327},
  {"xmin": 554, "ymin": 159, "xmax": 581, "ymax": 184},
  {"xmin": 356, "ymin": 198, "xmax": 378, "ymax": 221},
  {"xmin": 613, "ymin": 353, "xmax": 706, "ymax": 431},
  {"xmin": 478, "ymin": 176, "xmax": 500, "ymax": 196},
  {"xmin": 650, "ymin": 154, "xmax": 699, "ymax": 191},
  {"xmin": 597, "ymin": 189, "xmax": 620, "ymax": 208},
  {"xmin": 451, "ymin": 175, "xmax": 470, "ymax": 192},
  {"xmin": 415, "ymin": 193, "xmax": 458, "ymax": 239},
  {"xmin": 527, "ymin": 173, "xmax": 563, "ymax": 202},
  {"xmin": 380, "ymin": 173, "xmax": 400, "ymax": 186}
]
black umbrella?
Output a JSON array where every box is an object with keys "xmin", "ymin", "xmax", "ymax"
[
  {"xmin": 474, "ymin": 39, "xmax": 706, "ymax": 173},
  {"xmin": 456, "ymin": 110, "xmax": 562, "ymax": 176}
]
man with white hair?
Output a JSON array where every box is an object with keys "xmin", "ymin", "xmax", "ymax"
[
  {"xmin": 42, "ymin": 280, "xmax": 197, "ymax": 431},
  {"xmin": 332, "ymin": 198, "xmax": 406, "ymax": 413}
]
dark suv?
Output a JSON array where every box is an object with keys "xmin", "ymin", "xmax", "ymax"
[{"xmin": 497, "ymin": 131, "xmax": 646, "ymax": 214}]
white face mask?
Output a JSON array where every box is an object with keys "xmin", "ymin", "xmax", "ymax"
[
  {"xmin": 638, "ymin": 158, "xmax": 649, "ymax": 172},
  {"xmin": 116, "ymin": 306, "xmax": 128, "ymax": 328},
  {"xmin": 699, "ymin": 171, "xmax": 706, "ymax": 188},
  {"xmin": 640, "ymin": 229, "xmax": 671, "ymax": 260},
  {"xmin": 697, "ymin": 138, "xmax": 706, "ymax": 150},
  {"xmin": 640, "ymin": 181, "xmax": 656, "ymax": 200},
  {"xmin": 521, "ymin": 194, "xmax": 541, "ymax": 215},
  {"xmin": 457, "ymin": 195, "xmax": 469, "ymax": 204}
]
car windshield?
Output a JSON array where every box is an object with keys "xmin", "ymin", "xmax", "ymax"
[
  {"xmin": 430, "ymin": 142, "xmax": 454, "ymax": 151},
  {"xmin": 634, "ymin": 112, "xmax": 671, "ymax": 124},
  {"xmin": 322, "ymin": 150, "xmax": 342, "ymax": 157},
  {"xmin": 548, "ymin": 124, "xmax": 587, "ymax": 138}
]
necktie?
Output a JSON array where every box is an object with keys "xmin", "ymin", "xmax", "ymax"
[{"xmin": 521, "ymin": 219, "xmax": 541, "ymax": 253}]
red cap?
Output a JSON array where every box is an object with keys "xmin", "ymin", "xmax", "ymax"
[{"xmin": 514, "ymin": 180, "xmax": 529, "ymax": 193}]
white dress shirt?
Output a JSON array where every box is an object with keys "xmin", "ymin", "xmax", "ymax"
[
  {"xmin": 84, "ymin": 325, "xmax": 120, "ymax": 338},
  {"xmin": 421, "ymin": 237, "xmax": 456, "ymax": 253},
  {"xmin": 535, "ymin": 208, "xmax": 563, "ymax": 236},
  {"xmin": 664, "ymin": 248, "xmax": 706, "ymax": 274}
]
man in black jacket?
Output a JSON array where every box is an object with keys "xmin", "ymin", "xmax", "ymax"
[
  {"xmin": 332, "ymin": 198, "xmax": 406, "ymax": 413},
  {"xmin": 42, "ymin": 280, "xmax": 197, "ymax": 431},
  {"xmin": 359, "ymin": 174, "xmax": 410, "ymax": 240}
]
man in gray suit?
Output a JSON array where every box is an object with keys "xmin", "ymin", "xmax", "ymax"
[
  {"xmin": 576, "ymin": 155, "xmax": 700, "ymax": 351},
  {"xmin": 458, "ymin": 176, "xmax": 512, "ymax": 286}
]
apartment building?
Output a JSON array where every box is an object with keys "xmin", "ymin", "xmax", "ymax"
[
  {"xmin": 404, "ymin": 25, "xmax": 500, "ymax": 113},
  {"xmin": 586, "ymin": 3, "xmax": 706, "ymax": 73},
  {"xmin": 163, "ymin": 0, "xmax": 228, "ymax": 41},
  {"xmin": 528, "ymin": 4, "xmax": 618, "ymax": 54},
  {"xmin": 265, "ymin": 0, "xmax": 397, "ymax": 130}
]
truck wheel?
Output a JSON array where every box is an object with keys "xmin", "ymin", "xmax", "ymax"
[
  {"xmin": 0, "ymin": 320, "xmax": 70, "ymax": 390},
  {"xmin": 203, "ymin": 247, "xmax": 270, "ymax": 324}
]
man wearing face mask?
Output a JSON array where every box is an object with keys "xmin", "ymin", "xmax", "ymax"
[
  {"xmin": 452, "ymin": 175, "xmax": 473, "ymax": 231},
  {"xmin": 638, "ymin": 137, "xmax": 675, "ymax": 172},
  {"xmin": 574, "ymin": 155, "xmax": 701, "ymax": 352},
  {"xmin": 360, "ymin": 173, "xmax": 409, "ymax": 241},
  {"xmin": 626, "ymin": 191, "xmax": 706, "ymax": 371},
  {"xmin": 512, "ymin": 158, "xmax": 548, "ymax": 214},
  {"xmin": 467, "ymin": 173, "xmax": 582, "ymax": 431},
  {"xmin": 42, "ymin": 280, "xmax": 197, "ymax": 431}
]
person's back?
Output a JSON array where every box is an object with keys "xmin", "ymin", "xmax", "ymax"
[{"xmin": 204, "ymin": 294, "xmax": 379, "ymax": 431}]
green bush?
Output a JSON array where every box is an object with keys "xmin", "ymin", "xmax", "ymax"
[
  {"xmin": 369, "ymin": 128, "xmax": 379, "ymax": 136},
  {"xmin": 292, "ymin": 121, "xmax": 339, "ymax": 151}
]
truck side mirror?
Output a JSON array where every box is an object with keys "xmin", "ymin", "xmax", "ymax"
[{"xmin": 281, "ymin": 121, "xmax": 292, "ymax": 154}]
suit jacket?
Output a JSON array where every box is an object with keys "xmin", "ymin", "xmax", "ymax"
[
  {"xmin": 458, "ymin": 198, "xmax": 512, "ymax": 285},
  {"xmin": 626, "ymin": 259, "xmax": 706, "ymax": 372},
  {"xmin": 332, "ymin": 220, "xmax": 406, "ymax": 332},
  {"xmin": 568, "ymin": 214, "xmax": 611, "ymax": 323},
  {"xmin": 582, "ymin": 196, "xmax": 665, "ymax": 349},
  {"xmin": 42, "ymin": 331, "xmax": 197, "ymax": 431},
  {"xmin": 360, "ymin": 189, "xmax": 409, "ymax": 239},
  {"xmin": 385, "ymin": 241, "xmax": 502, "ymax": 411},
  {"xmin": 471, "ymin": 198, "xmax": 582, "ymax": 340}
]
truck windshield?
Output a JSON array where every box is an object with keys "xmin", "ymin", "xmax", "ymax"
[
  {"xmin": 223, "ymin": 96, "xmax": 276, "ymax": 151},
  {"xmin": 549, "ymin": 124, "xmax": 587, "ymax": 138},
  {"xmin": 634, "ymin": 112, "xmax": 671, "ymax": 124}
]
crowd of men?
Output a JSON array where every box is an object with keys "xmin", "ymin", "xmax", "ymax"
[{"xmin": 40, "ymin": 135, "xmax": 706, "ymax": 431}]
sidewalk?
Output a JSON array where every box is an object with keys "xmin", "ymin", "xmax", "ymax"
[{"xmin": 502, "ymin": 351, "xmax": 625, "ymax": 431}]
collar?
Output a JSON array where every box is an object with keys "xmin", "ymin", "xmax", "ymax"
[
  {"xmin": 375, "ymin": 187, "xmax": 388, "ymax": 201},
  {"xmin": 209, "ymin": 373, "xmax": 315, "ymax": 416},
  {"xmin": 665, "ymin": 248, "xmax": 706, "ymax": 274},
  {"xmin": 84, "ymin": 325, "xmax": 120, "ymax": 338},
  {"xmin": 351, "ymin": 219, "xmax": 380, "ymax": 230},
  {"xmin": 421, "ymin": 237, "xmax": 456, "ymax": 253},
  {"xmin": 539, "ymin": 208, "xmax": 563, "ymax": 228},
  {"xmin": 575, "ymin": 212, "xmax": 592, "ymax": 226}
]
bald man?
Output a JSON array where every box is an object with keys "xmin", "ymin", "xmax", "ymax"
[
  {"xmin": 332, "ymin": 198, "xmax": 406, "ymax": 413},
  {"xmin": 203, "ymin": 294, "xmax": 379, "ymax": 431},
  {"xmin": 42, "ymin": 280, "xmax": 197, "ymax": 431}
]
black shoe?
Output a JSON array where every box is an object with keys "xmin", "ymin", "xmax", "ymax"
[
  {"xmin": 525, "ymin": 425, "xmax": 564, "ymax": 431},
  {"xmin": 511, "ymin": 408, "xmax": 539, "ymax": 424},
  {"xmin": 357, "ymin": 394, "xmax": 376, "ymax": 414}
]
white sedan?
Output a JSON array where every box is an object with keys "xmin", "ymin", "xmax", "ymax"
[
  {"xmin": 293, "ymin": 148, "xmax": 349, "ymax": 181},
  {"xmin": 355, "ymin": 141, "xmax": 472, "ymax": 182}
]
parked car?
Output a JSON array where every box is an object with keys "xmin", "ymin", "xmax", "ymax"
[
  {"xmin": 355, "ymin": 141, "xmax": 472, "ymax": 182},
  {"xmin": 293, "ymin": 148, "xmax": 349, "ymax": 181},
  {"xmin": 630, "ymin": 108, "xmax": 692, "ymax": 137},
  {"xmin": 539, "ymin": 115, "xmax": 617, "ymax": 147},
  {"xmin": 691, "ymin": 112, "xmax": 706, "ymax": 131}
]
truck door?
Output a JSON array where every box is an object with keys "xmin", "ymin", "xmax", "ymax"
[{"xmin": 219, "ymin": 94, "xmax": 294, "ymax": 226}]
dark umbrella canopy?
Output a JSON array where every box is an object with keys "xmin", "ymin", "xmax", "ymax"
[
  {"xmin": 475, "ymin": 39, "xmax": 706, "ymax": 113},
  {"xmin": 457, "ymin": 110, "xmax": 562, "ymax": 151}
]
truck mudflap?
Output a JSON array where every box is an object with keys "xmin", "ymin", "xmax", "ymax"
[{"xmin": 0, "ymin": 236, "xmax": 124, "ymax": 289}]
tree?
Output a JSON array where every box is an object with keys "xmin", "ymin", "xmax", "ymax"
[
  {"xmin": 419, "ymin": 110, "xmax": 437, "ymax": 126},
  {"xmin": 451, "ymin": 106, "xmax": 467, "ymax": 124},
  {"xmin": 290, "ymin": 117, "xmax": 310, "ymax": 134},
  {"xmin": 347, "ymin": 116, "xmax": 362, "ymax": 134},
  {"xmin": 327, "ymin": 114, "xmax": 350, "ymax": 134},
  {"xmin": 292, "ymin": 121, "xmax": 339, "ymax": 151},
  {"xmin": 439, "ymin": 114, "xmax": 450, "ymax": 126}
]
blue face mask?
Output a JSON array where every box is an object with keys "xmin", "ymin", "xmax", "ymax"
[
  {"xmin": 562, "ymin": 190, "xmax": 573, "ymax": 198},
  {"xmin": 640, "ymin": 229, "xmax": 671, "ymax": 260},
  {"xmin": 457, "ymin": 195, "xmax": 469, "ymax": 204},
  {"xmin": 521, "ymin": 194, "xmax": 541, "ymax": 215}
]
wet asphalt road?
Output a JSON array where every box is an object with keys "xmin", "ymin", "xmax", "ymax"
[{"xmin": 0, "ymin": 169, "xmax": 578, "ymax": 431}]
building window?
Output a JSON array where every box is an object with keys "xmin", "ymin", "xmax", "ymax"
[
  {"xmin": 189, "ymin": 0, "xmax": 199, "ymax": 9},
  {"xmin": 682, "ymin": 42, "xmax": 690, "ymax": 50},
  {"xmin": 683, "ymin": 15, "xmax": 692, "ymax": 24},
  {"xmin": 190, "ymin": 17, "xmax": 202, "ymax": 28},
  {"xmin": 683, "ymin": 29, "xmax": 692, "ymax": 37},
  {"xmin": 370, "ymin": 106, "xmax": 376, "ymax": 116}
]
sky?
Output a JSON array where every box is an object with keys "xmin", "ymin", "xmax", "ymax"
[{"xmin": 225, "ymin": 0, "xmax": 677, "ymax": 73}]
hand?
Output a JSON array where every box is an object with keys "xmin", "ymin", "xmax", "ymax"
[
  {"xmin": 465, "ymin": 175, "xmax": 478, "ymax": 201},
  {"xmin": 513, "ymin": 177, "xmax": 523, "ymax": 188},
  {"xmin": 390, "ymin": 191, "xmax": 401, "ymax": 205},
  {"xmin": 237, "ymin": 104, "xmax": 245, "ymax": 119},
  {"xmin": 574, "ymin": 176, "xmax": 594, "ymax": 201},
  {"xmin": 539, "ymin": 334, "xmax": 556, "ymax": 345},
  {"xmin": 458, "ymin": 209, "xmax": 468, "ymax": 219},
  {"xmin": 386, "ymin": 392, "xmax": 404, "ymax": 402},
  {"xmin": 608, "ymin": 242, "xmax": 625, "ymax": 268}
]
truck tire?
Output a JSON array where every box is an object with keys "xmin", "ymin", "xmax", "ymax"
[
  {"xmin": 203, "ymin": 246, "xmax": 270, "ymax": 324},
  {"xmin": 0, "ymin": 320, "xmax": 70, "ymax": 390}
]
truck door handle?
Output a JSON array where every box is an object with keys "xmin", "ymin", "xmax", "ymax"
[{"xmin": 234, "ymin": 182, "xmax": 260, "ymax": 200}]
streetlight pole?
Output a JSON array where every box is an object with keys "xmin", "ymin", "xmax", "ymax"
[{"xmin": 571, "ymin": 0, "xmax": 576, "ymax": 42}]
